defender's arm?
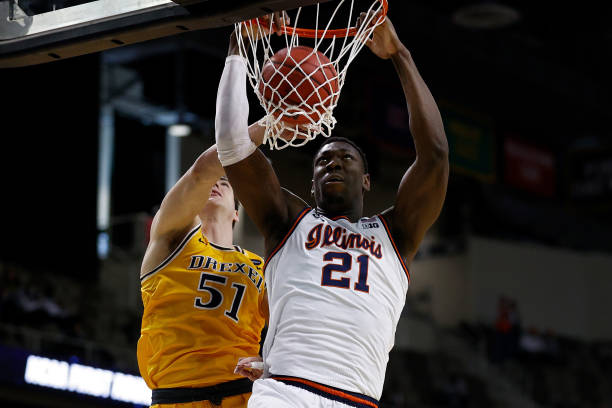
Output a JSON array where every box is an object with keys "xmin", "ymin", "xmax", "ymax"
[{"xmin": 141, "ymin": 124, "xmax": 266, "ymax": 275}]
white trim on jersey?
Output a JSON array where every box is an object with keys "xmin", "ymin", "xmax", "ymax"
[{"xmin": 140, "ymin": 224, "xmax": 201, "ymax": 283}]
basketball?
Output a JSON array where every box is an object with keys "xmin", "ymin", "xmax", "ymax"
[{"xmin": 258, "ymin": 46, "xmax": 339, "ymax": 125}]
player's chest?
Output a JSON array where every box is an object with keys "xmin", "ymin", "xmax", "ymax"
[
  {"xmin": 277, "ymin": 221, "xmax": 393, "ymax": 295},
  {"xmin": 179, "ymin": 251, "xmax": 264, "ymax": 292}
]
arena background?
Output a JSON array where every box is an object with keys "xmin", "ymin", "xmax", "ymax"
[{"xmin": 2, "ymin": 1, "xmax": 612, "ymax": 407}]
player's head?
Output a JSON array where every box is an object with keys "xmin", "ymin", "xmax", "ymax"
[
  {"xmin": 311, "ymin": 137, "xmax": 370, "ymax": 212},
  {"xmin": 205, "ymin": 176, "xmax": 240, "ymax": 227}
]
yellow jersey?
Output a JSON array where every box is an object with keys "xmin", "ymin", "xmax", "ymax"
[{"xmin": 138, "ymin": 225, "xmax": 266, "ymax": 389}]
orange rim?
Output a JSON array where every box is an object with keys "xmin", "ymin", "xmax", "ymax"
[{"xmin": 248, "ymin": 0, "xmax": 388, "ymax": 39}]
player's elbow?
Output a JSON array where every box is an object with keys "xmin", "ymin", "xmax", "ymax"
[
  {"xmin": 429, "ymin": 130, "xmax": 449, "ymax": 160},
  {"xmin": 188, "ymin": 163, "xmax": 211, "ymax": 185},
  {"xmin": 190, "ymin": 152, "xmax": 219, "ymax": 183},
  {"xmin": 419, "ymin": 141, "xmax": 449, "ymax": 171},
  {"xmin": 413, "ymin": 126, "xmax": 449, "ymax": 163}
]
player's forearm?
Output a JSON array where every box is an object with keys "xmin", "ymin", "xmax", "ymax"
[
  {"xmin": 391, "ymin": 47, "xmax": 448, "ymax": 160},
  {"xmin": 228, "ymin": 31, "xmax": 241, "ymax": 56},
  {"xmin": 215, "ymin": 55, "xmax": 257, "ymax": 167}
]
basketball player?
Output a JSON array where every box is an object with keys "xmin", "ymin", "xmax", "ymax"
[
  {"xmin": 217, "ymin": 11, "xmax": 448, "ymax": 408},
  {"xmin": 137, "ymin": 13, "xmax": 291, "ymax": 408},
  {"xmin": 137, "ymin": 122, "xmax": 270, "ymax": 407}
]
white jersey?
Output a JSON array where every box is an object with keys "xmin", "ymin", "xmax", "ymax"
[{"xmin": 262, "ymin": 207, "xmax": 410, "ymax": 400}]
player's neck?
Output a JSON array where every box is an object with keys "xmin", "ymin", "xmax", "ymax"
[
  {"xmin": 199, "ymin": 214, "xmax": 234, "ymax": 248},
  {"xmin": 316, "ymin": 205, "xmax": 362, "ymax": 223},
  {"xmin": 315, "ymin": 190, "xmax": 364, "ymax": 222}
]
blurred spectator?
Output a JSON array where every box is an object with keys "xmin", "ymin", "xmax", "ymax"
[
  {"xmin": 508, "ymin": 299, "xmax": 522, "ymax": 357},
  {"xmin": 442, "ymin": 372, "xmax": 469, "ymax": 408},
  {"xmin": 543, "ymin": 329, "xmax": 561, "ymax": 363},
  {"xmin": 0, "ymin": 265, "xmax": 22, "ymax": 324},
  {"xmin": 0, "ymin": 262, "xmax": 120, "ymax": 368},
  {"xmin": 495, "ymin": 296, "xmax": 512, "ymax": 334},
  {"xmin": 491, "ymin": 295, "xmax": 522, "ymax": 363},
  {"xmin": 519, "ymin": 327, "xmax": 546, "ymax": 355},
  {"xmin": 40, "ymin": 284, "xmax": 66, "ymax": 318},
  {"xmin": 380, "ymin": 376, "xmax": 405, "ymax": 408}
]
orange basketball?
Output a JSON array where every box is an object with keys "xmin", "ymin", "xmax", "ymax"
[{"xmin": 259, "ymin": 46, "xmax": 339, "ymax": 125}]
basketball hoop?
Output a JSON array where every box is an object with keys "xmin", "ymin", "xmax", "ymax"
[{"xmin": 236, "ymin": 0, "xmax": 388, "ymax": 149}]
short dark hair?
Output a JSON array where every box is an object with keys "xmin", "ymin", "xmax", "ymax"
[
  {"xmin": 314, "ymin": 137, "xmax": 369, "ymax": 174},
  {"xmin": 232, "ymin": 197, "xmax": 240, "ymax": 229}
]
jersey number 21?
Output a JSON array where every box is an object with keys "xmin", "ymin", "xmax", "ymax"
[{"xmin": 321, "ymin": 252, "xmax": 370, "ymax": 293}]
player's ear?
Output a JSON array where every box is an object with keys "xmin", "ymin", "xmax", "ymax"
[
  {"xmin": 310, "ymin": 179, "xmax": 315, "ymax": 196},
  {"xmin": 362, "ymin": 174, "xmax": 371, "ymax": 192},
  {"xmin": 233, "ymin": 209, "xmax": 240, "ymax": 224}
]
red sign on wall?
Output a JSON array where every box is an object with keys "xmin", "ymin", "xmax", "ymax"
[{"xmin": 504, "ymin": 137, "xmax": 556, "ymax": 196}]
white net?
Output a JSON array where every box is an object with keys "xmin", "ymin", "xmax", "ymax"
[{"xmin": 235, "ymin": 0, "xmax": 387, "ymax": 150}]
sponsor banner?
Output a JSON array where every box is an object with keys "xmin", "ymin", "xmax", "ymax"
[
  {"xmin": 442, "ymin": 106, "xmax": 496, "ymax": 182},
  {"xmin": 569, "ymin": 150, "xmax": 612, "ymax": 199},
  {"xmin": 504, "ymin": 137, "xmax": 556, "ymax": 196}
]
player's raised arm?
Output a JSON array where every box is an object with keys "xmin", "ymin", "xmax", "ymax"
[
  {"xmin": 142, "ymin": 123, "xmax": 266, "ymax": 275},
  {"xmin": 216, "ymin": 29, "xmax": 305, "ymax": 255},
  {"xmin": 362, "ymin": 13, "xmax": 449, "ymax": 264}
]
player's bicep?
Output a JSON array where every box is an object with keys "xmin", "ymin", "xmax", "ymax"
[
  {"xmin": 224, "ymin": 149, "xmax": 291, "ymax": 242},
  {"xmin": 391, "ymin": 155, "xmax": 449, "ymax": 260}
]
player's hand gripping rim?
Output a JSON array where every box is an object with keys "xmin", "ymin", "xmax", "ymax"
[
  {"xmin": 240, "ymin": 11, "xmax": 291, "ymax": 40},
  {"xmin": 356, "ymin": 11, "xmax": 403, "ymax": 60}
]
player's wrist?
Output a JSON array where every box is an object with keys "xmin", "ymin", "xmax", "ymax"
[
  {"xmin": 228, "ymin": 31, "xmax": 242, "ymax": 56},
  {"xmin": 389, "ymin": 43, "xmax": 410, "ymax": 61}
]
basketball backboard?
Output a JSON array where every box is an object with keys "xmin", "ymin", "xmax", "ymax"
[{"xmin": 0, "ymin": 0, "xmax": 327, "ymax": 68}]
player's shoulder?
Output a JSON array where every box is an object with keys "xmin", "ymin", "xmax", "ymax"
[
  {"xmin": 359, "ymin": 215, "xmax": 384, "ymax": 228},
  {"xmin": 235, "ymin": 246, "xmax": 264, "ymax": 269},
  {"xmin": 355, "ymin": 214, "xmax": 391, "ymax": 238},
  {"xmin": 141, "ymin": 223, "xmax": 201, "ymax": 279}
]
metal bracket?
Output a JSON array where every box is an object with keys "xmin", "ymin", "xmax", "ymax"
[
  {"xmin": 1, "ymin": 1, "xmax": 33, "ymax": 41},
  {"xmin": 8, "ymin": 1, "xmax": 29, "ymax": 21}
]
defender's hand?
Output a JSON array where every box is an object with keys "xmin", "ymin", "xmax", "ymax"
[{"xmin": 356, "ymin": 12, "xmax": 404, "ymax": 60}]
